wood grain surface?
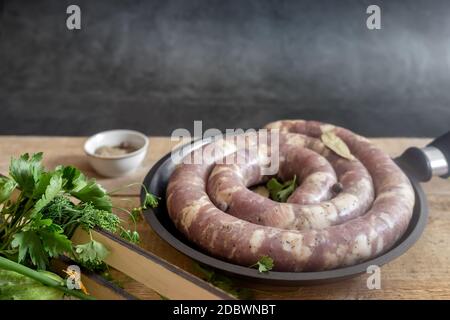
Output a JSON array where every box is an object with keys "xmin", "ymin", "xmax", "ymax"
[{"xmin": 1, "ymin": 136, "xmax": 449, "ymax": 299}]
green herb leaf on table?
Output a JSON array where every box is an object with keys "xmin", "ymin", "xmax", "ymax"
[
  {"xmin": 320, "ymin": 131, "xmax": 356, "ymax": 161},
  {"xmin": 11, "ymin": 230, "xmax": 48, "ymax": 270},
  {"xmin": 38, "ymin": 224, "xmax": 73, "ymax": 258},
  {"xmin": 251, "ymin": 256, "xmax": 274, "ymax": 273},
  {"xmin": 57, "ymin": 165, "xmax": 87, "ymax": 191},
  {"xmin": 130, "ymin": 207, "xmax": 143, "ymax": 222},
  {"xmin": 143, "ymin": 192, "xmax": 160, "ymax": 209},
  {"xmin": 32, "ymin": 172, "xmax": 52, "ymax": 199},
  {"xmin": 70, "ymin": 180, "xmax": 112, "ymax": 212},
  {"xmin": 120, "ymin": 228, "xmax": 140, "ymax": 244},
  {"xmin": 11, "ymin": 216, "xmax": 72, "ymax": 270},
  {"xmin": 31, "ymin": 172, "xmax": 63, "ymax": 216},
  {"xmin": 9, "ymin": 153, "xmax": 43, "ymax": 197},
  {"xmin": 75, "ymin": 240, "xmax": 109, "ymax": 266},
  {"xmin": 266, "ymin": 175, "xmax": 297, "ymax": 203},
  {"xmin": 0, "ymin": 176, "xmax": 16, "ymax": 204},
  {"xmin": 29, "ymin": 214, "xmax": 53, "ymax": 228},
  {"xmin": 56, "ymin": 164, "xmax": 112, "ymax": 212}
]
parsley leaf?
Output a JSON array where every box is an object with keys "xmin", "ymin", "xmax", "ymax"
[
  {"xmin": 9, "ymin": 153, "xmax": 43, "ymax": 196},
  {"xmin": 277, "ymin": 176, "xmax": 297, "ymax": 203},
  {"xmin": 251, "ymin": 256, "xmax": 274, "ymax": 273},
  {"xmin": 11, "ymin": 230, "xmax": 48, "ymax": 270},
  {"xmin": 75, "ymin": 240, "xmax": 109, "ymax": 266},
  {"xmin": 56, "ymin": 165, "xmax": 112, "ymax": 212},
  {"xmin": 31, "ymin": 172, "xmax": 62, "ymax": 215},
  {"xmin": 266, "ymin": 175, "xmax": 297, "ymax": 202},
  {"xmin": 32, "ymin": 172, "xmax": 52, "ymax": 199},
  {"xmin": 0, "ymin": 176, "xmax": 16, "ymax": 204},
  {"xmin": 11, "ymin": 216, "xmax": 72, "ymax": 269},
  {"xmin": 38, "ymin": 224, "xmax": 73, "ymax": 258},
  {"xmin": 250, "ymin": 256, "xmax": 274, "ymax": 273},
  {"xmin": 30, "ymin": 213, "xmax": 53, "ymax": 229},
  {"xmin": 70, "ymin": 180, "xmax": 112, "ymax": 212},
  {"xmin": 256, "ymin": 256, "xmax": 274, "ymax": 273},
  {"xmin": 57, "ymin": 165, "xmax": 87, "ymax": 191}
]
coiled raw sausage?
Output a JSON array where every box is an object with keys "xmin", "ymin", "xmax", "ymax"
[{"xmin": 166, "ymin": 120, "xmax": 414, "ymax": 271}]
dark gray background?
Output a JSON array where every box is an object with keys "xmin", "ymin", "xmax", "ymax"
[{"xmin": 0, "ymin": 0, "xmax": 449, "ymax": 137}]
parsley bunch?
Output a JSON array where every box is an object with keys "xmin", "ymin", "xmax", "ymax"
[
  {"xmin": 0, "ymin": 152, "xmax": 161, "ymax": 299},
  {"xmin": 0, "ymin": 153, "xmax": 120, "ymax": 270},
  {"xmin": 0, "ymin": 152, "xmax": 160, "ymax": 299}
]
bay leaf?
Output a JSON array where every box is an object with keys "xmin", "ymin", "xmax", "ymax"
[{"xmin": 320, "ymin": 131, "xmax": 356, "ymax": 161}]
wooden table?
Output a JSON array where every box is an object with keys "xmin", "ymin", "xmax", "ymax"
[{"xmin": 1, "ymin": 136, "xmax": 449, "ymax": 299}]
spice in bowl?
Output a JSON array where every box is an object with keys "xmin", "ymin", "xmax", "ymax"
[
  {"xmin": 95, "ymin": 142, "xmax": 138, "ymax": 157},
  {"xmin": 84, "ymin": 129, "xmax": 149, "ymax": 177}
]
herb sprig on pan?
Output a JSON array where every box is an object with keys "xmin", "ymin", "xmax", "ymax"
[
  {"xmin": 250, "ymin": 256, "xmax": 274, "ymax": 273},
  {"xmin": 266, "ymin": 175, "xmax": 298, "ymax": 203}
]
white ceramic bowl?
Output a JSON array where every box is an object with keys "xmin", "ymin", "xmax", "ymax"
[{"xmin": 84, "ymin": 130, "xmax": 149, "ymax": 177}]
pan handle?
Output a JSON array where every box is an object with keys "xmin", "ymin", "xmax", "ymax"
[{"xmin": 396, "ymin": 131, "xmax": 450, "ymax": 182}]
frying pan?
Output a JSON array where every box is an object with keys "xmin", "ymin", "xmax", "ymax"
[{"xmin": 142, "ymin": 131, "xmax": 450, "ymax": 286}]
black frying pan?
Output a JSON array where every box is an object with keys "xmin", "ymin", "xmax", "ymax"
[{"xmin": 141, "ymin": 131, "xmax": 450, "ymax": 286}]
